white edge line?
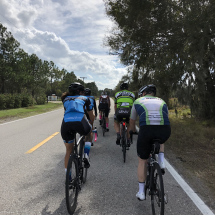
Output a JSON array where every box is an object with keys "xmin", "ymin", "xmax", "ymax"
[
  {"xmin": 135, "ymin": 125, "xmax": 214, "ymax": 215},
  {"xmin": 165, "ymin": 159, "xmax": 214, "ymax": 215},
  {"xmin": 0, "ymin": 108, "xmax": 63, "ymax": 126}
]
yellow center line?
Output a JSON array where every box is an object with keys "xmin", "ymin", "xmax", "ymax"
[{"xmin": 25, "ymin": 132, "xmax": 59, "ymax": 154}]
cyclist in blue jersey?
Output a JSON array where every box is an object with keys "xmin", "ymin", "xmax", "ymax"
[
  {"xmin": 129, "ymin": 84, "xmax": 171, "ymax": 201},
  {"xmin": 84, "ymin": 88, "xmax": 97, "ymax": 146},
  {"xmin": 61, "ymin": 83, "xmax": 94, "ymax": 175}
]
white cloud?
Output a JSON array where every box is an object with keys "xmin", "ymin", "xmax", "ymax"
[{"xmin": 0, "ymin": 0, "xmax": 126, "ymax": 90}]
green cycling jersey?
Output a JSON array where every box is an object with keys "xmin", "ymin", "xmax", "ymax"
[{"xmin": 115, "ymin": 90, "xmax": 136, "ymax": 108}]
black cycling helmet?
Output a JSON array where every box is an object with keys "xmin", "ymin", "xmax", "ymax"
[
  {"xmin": 69, "ymin": 82, "xmax": 84, "ymax": 93},
  {"xmin": 85, "ymin": 88, "xmax": 91, "ymax": 95},
  {"xmin": 138, "ymin": 84, "xmax": 156, "ymax": 96},
  {"xmin": 120, "ymin": 82, "xmax": 128, "ymax": 90}
]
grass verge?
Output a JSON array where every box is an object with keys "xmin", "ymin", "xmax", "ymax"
[
  {"xmin": 166, "ymin": 109, "xmax": 215, "ymax": 210},
  {"xmin": 0, "ymin": 102, "xmax": 63, "ymax": 123}
]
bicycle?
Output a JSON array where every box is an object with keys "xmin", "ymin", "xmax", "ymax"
[
  {"xmin": 130, "ymin": 132, "xmax": 167, "ymax": 215},
  {"xmin": 65, "ymin": 132, "xmax": 87, "ymax": 215}
]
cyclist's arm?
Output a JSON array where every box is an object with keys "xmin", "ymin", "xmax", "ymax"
[
  {"xmin": 108, "ymin": 96, "xmax": 110, "ymax": 109},
  {"xmin": 93, "ymin": 98, "xmax": 97, "ymax": 116},
  {"xmin": 130, "ymin": 119, "xmax": 136, "ymax": 132},
  {"xmin": 130, "ymin": 103, "xmax": 138, "ymax": 131},
  {"xmin": 114, "ymin": 104, "xmax": 117, "ymax": 112},
  {"xmin": 114, "ymin": 95, "xmax": 117, "ymax": 112},
  {"xmin": 88, "ymin": 110, "xmax": 94, "ymax": 124}
]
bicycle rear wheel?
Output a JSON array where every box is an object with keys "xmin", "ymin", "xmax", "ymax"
[
  {"xmin": 121, "ymin": 129, "xmax": 126, "ymax": 163},
  {"xmin": 102, "ymin": 115, "xmax": 106, "ymax": 136},
  {"xmin": 150, "ymin": 162, "xmax": 164, "ymax": 215},
  {"xmin": 65, "ymin": 155, "xmax": 79, "ymax": 215}
]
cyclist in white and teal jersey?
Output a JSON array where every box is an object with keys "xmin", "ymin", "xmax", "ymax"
[
  {"xmin": 84, "ymin": 88, "xmax": 97, "ymax": 146},
  {"xmin": 114, "ymin": 82, "xmax": 136, "ymax": 146},
  {"xmin": 129, "ymin": 84, "xmax": 171, "ymax": 201}
]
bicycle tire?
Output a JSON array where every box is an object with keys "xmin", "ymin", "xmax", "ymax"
[
  {"xmin": 102, "ymin": 115, "xmax": 106, "ymax": 137},
  {"xmin": 150, "ymin": 162, "xmax": 165, "ymax": 215},
  {"xmin": 121, "ymin": 128, "xmax": 126, "ymax": 163},
  {"xmin": 65, "ymin": 155, "xmax": 79, "ymax": 215}
]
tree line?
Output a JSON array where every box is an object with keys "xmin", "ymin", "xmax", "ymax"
[
  {"xmin": 104, "ymin": 0, "xmax": 215, "ymax": 120},
  {"xmin": 0, "ymin": 23, "xmax": 100, "ymax": 108}
]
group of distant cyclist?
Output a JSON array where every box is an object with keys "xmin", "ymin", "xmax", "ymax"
[{"xmin": 60, "ymin": 81, "xmax": 171, "ymax": 201}]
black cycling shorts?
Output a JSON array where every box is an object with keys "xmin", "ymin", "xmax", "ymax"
[
  {"xmin": 61, "ymin": 116, "xmax": 92, "ymax": 143},
  {"xmin": 98, "ymin": 103, "xmax": 109, "ymax": 117},
  {"xmin": 137, "ymin": 125, "xmax": 171, "ymax": 160},
  {"xmin": 114, "ymin": 108, "xmax": 130, "ymax": 123}
]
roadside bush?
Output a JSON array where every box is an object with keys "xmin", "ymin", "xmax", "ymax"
[
  {"xmin": 35, "ymin": 93, "xmax": 46, "ymax": 105},
  {"xmin": 0, "ymin": 94, "xmax": 6, "ymax": 110},
  {"xmin": 5, "ymin": 94, "xmax": 15, "ymax": 109},
  {"xmin": 14, "ymin": 94, "xmax": 22, "ymax": 108},
  {"xmin": 21, "ymin": 94, "xmax": 32, "ymax": 107}
]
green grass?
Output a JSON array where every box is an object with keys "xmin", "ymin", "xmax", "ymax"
[
  {"xmin": 0, "ymin": 102, "xmax": 63, "ymax": 120},
  {"xmin": 165, "ymin": 108, "xmax": 215, "ymax": 208}
]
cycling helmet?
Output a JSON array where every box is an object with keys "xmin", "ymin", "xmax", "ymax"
[
  {"xmin": 120, "ymin": 82, "xmax": 128, "ymax": 90},
  {"xmin": 69, "ymin": 82, "xmax": 84, "ymax": 93},
  {"xmin": 85, "ymin": 88, "xmax": 91, "ymax": 95},
  {"xmin": 138, "ymin": 84, "xmax": 156, "ymax": 96}
]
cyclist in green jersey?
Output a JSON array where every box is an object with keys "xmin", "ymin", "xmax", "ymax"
[{"xmin": 114, "ymin": 83, "xmax": 136, "ymax": 146}]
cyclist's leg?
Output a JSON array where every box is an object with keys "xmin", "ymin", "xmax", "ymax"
[
  {"xmin": 105, "ymin": 106, "xmax": 109, "ymax": 131},
  {"xmin": 64, "ymin": 142, "xmax": 74, "ymax": 169},
  {"xmin": 114, "ymin": 115, "xmax": 121, "ymax": 144},
  {"xmin": 152, "ymin": 125, "xmax": 171, "ymax": 170},
  {"xmin": 136, "ymin": 127, "xmax": 152, "ymax": 200},
  {"xmin": 61, "ymin": 120, "xmax": 75, "ymax": 171},
  {"xmin": 126, "ymin": 119, "xmax": 131, "ymax": 146},
  {"xmin": 84, "ymin": 132, "xmax": 92, "ymax": 168}
]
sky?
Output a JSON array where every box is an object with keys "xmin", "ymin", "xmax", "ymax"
[{"xmin": 0, "ymin": 0, "xmax": 128, "ymax": 90}]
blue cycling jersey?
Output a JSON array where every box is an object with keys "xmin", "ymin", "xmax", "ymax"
[
  {"xmin": 86, "ymin": 96, "xmax": 95, "ymax": 111},
  {"xmin": 63, "ymin": 95, "xmax": 91, "ymax": 123}
]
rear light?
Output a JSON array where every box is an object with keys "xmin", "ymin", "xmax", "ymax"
[{"xmin": 123, "ymin": 122, "xmax": 126, "ymax": 126}]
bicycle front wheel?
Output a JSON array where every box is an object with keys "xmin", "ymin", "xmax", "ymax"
[
  {"xmin": 65, "ymin": 155, "xmax": 79, "ymax": 215},
  {"xmin": 151, "ymin": 162, "xmax": 164, "ymax": 215}
]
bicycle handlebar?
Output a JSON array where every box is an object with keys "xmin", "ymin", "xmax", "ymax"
[{"xmin": 129, "ymin": 130, "xmax": 138, "ymax": 142}]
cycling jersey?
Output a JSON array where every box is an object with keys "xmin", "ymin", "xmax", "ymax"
[
  {"xmin": 115, "ymin": 90, "xmax": 135, "ymax": 108},
  {"xmin": 63, "ymin": 95, "xmax": 91, "ymax": 123},
  {"xmin": 99, "ymin": 95, "xmax": 110, "ymax": 105},
  {"xmin": 86, "ymin": 95, "xmax": 97, "ymax": 116},
  {"xmin": 130, "ymin": 95, "xmax": 170, "ymax": 126}
]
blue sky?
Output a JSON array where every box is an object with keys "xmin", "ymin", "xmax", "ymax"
[{"xmin": 0, "ymin": 0, "xmax": 128, "ymax": 89}]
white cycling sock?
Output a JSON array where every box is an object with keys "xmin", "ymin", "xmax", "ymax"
[
  {"xmin": 65, "ymin": 168, "xmax": 67, "ymax": 173},
  {"xmin": 138, "ymin": 182, "xmax": 145, "ymax": 194},
  {"xmin": 158, "ymin": 152, "xmax": 164, "ymax": 164}
]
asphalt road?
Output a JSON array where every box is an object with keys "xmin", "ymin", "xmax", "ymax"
[{"xmin": 0, "ymin": 99, "xmax": 213, "ymax": 215}]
